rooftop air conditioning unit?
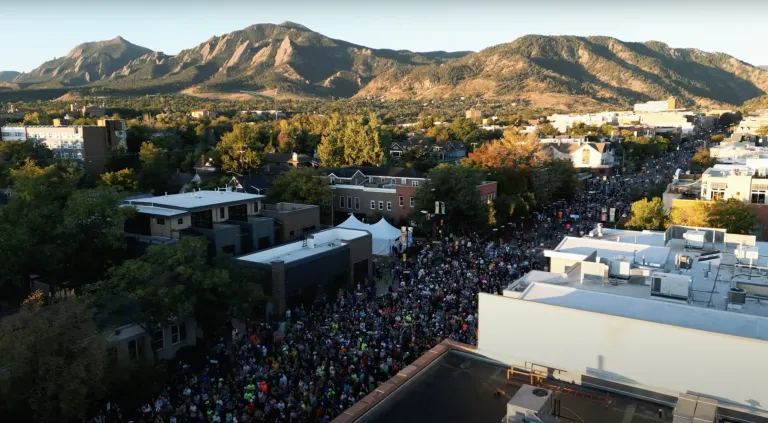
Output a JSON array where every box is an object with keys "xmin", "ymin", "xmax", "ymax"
[
  {"xmin": 683, "ymin": 230, "xmax": 706, "ymax": 249},
  {"xmin": 650, "ymin": 272, "xmax": 691, "ymax": 302},
  {"xmin": 503, "ymin": 385, "xmax": 556, "ymax": 423}
]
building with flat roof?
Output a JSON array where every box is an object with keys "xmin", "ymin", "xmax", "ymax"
[
  {"xmin": 324, "ymin": 167, "xmax": 497, "ymax": 225},
  {"xmin": 238, "ymin": 227, "xmax": 372, "ymax": 316},
  {"xmin": 122, "ymin": 190, "xmax": 273, "ymax": 257},
  {"xmin": 260, "ymin": 202, "xmax": 320, "ymax": 244},
  {"xmin": 333, "ymin": 339, "xmax": 677, "ymax": 423},
  {"xmin": 0, "ymin": 118, "xmax": 126, "ymax": 174},
  {"xmin": 475, "ymin": 223, "xmax": 768, "ymax": 422},
  {"xmin": 634, "ymin": 97, "xmax": 682, "ymax": 113}
]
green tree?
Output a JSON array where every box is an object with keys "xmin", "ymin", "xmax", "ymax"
[
  {"xmin": 88, "ymin": 238, "xmax": 264, "ymax": 345},
  {"xmin": 710, "ymin": 134, "xmax": 725, "ymax": 143},
  {"xmin": 669, "ymin": 201, "xmax": 711, "ymax": 228},
  {"xmin": 22, "ymin": 111, "xmax": 52, "ymax": 125},
  {"xmin": 598, "ymin": 123, "xmax": 615, "ymax": 138},
  {"xmin": 707, "ymin": 199, "xmax": 757, "ymax": 234},
  {"xmin": 0, "ymin": 299, "xmax": 107, "ymax": 423},
  {"xmin": 625, "ymin": 197, "xmax": 668, "ymax": 230},
  {"xmin": 267, "ymin": 168, "xmax": 331, "ymax": 207},
  {"xmin": 100, "ymin": 168, "xmax": 138, "ymax": 192},
  {"xmin": 536, "ymin": 122, "xmax": 559, "ymax": 136},
  {"xmin": 426, "ymin": 125, "xmax": 451, "ymax": 142},
  {"xmin": 317, "ymin": 114, "xmax": 346, "ymax": 167},
  {"xmin": 414, "ymin": 165, "xmax": 487, "ymax": 227},
  {"xmin": 216, "ymin": 124, "xmax": 263, "ymax": 174},
  {"xmin": 691, "ymin": 146, "xmax": 716, "ymax": 173},
  {"xmin": 0, "ymin": 161, "xmax": 79, "ymax": 293},
  {"xmin": 55, "ymin": 187, "xmax": 133, "ymax": 289},
  {"xmin": 137, "ymin": 142, "xmax": 172, "ymax": 194}
]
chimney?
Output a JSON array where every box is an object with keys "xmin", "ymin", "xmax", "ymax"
[
  {"xmin": 597, "ymin": 223, "xmax": 603, "ymax": 236},
  {"xmin": 292, "ymin": 152, "xmax": 298, "ymax": 162},
  {"xmin": 306, "ymin": 235, "xmax": 315, "ymax": 249}
]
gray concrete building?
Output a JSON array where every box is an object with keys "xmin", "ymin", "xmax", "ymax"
[
  {"xmin": 238, "ymin": 228, "xmax": 372, "ymax": 316},
  {"xmin": 260, "ymin": 202, "xmax": 320, "ymax": 243}
]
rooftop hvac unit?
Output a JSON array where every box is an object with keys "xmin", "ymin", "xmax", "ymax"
[
  {"xmin": 650, "ymin": 272, "xmax": 691, "ymax": 302},
  {"xmin": 683, "ymin": 230, "xmax": 706, "ymax": 249},
  {"xmin": 734, "ymin": 245, "xmax": 759, "ymax": 262},
  {"xmin": 504, "ymin": 385, "xmax": 556, "ymax": 423},
  {"xmin": 727, "ymin": 287, "xmax": 747, "ymax": 305},
  {"xmin": 608, "ymin": 259, "xmax": 631, "ymax": 279}
]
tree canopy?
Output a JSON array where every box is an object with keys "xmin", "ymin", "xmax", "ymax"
[
  {"xmin": 266, "ymin": 168, "xmax": 331, "ymax": 207},
  {"xmin": 413, "ymin": 165, "xmax": 487, "ymax": 227},
  {"xmin": 669, "ymin": 199, "xmax": 757, "ymax": 234},
  {"xmin": 0, "ymin": 299, "xmax": 107, "ymax": 423},
  {"xmin": 625, "ymin": 197, "xmax": 668, "ymax": 231}
]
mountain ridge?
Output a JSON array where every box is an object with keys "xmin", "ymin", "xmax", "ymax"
[{"xmin": 8, "ymin": 23, "xmax": 768, "ymax": 109}]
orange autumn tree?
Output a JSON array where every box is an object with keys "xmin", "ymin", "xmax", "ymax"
[{"xmin": 462, "ymin": 129, "xmax": 551, "ymax": 169}]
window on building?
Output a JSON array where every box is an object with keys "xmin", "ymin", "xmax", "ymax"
[
  {"xmin": 370, "ymin": 200, "xmax": 376, "ymax": 210},
  {"xmin": 399, "ymin": 196, "xmax": 404, "ymax": 207},
  {"xmin": 410, "ymin": 196, "xmax": 415, "ymax": 208},
  {"xmin": 340, "ymin": 196, "xmax": 344, "ymax": 209},
  {"xmin": 752, "ymin": 190, "xmax": 766, "ymax": 204},
  {"xmin": 347, "ymin": 196, "xmax": 352, "ymax": 209},
  {"xmin": 401, "ymin": 178, "xmax": 406, "ymax": 185},
  {"xmin": 128, "ymin": 337, "xmax": 145, "ymax": 361},
  {"xmin": 711, "ymin": 189, "xmax": 725, "ymax": 200},
  {"xmin": 177, "ymin": 218, "xmax": 184, "ymax": 225},
  {"xmin": 152, "ymin": 329, "xmax": 164, "ymax": 351},
  {"xmin": 171, "ymin": 323, "xmax": 187, "ymax": 344},
  {"xmin": 412, "ymin": 181, "xmax": 419, "ymax": 187},
  {"xmin": 379, "ymin": 201, "xmax": 384, "ymax": 210},
  {"xmin": 254, "ymin": 202, "xmax": 260, "ymax": 213},
  {"xmin": 581, "ymin": 148, "xmax": 590, "ymax": 165},
  {"xmin": 289, "ymin": 230, "xmax": 295, "ymax": 237},
  {"xmin": 156, "ymin": 217, "xmax": 165, "ymax": 225},
  {"xmin": 355, "ymin": 197, "xmax": 360, "ymax": 210},
  {"xmin": 386, "ymin": 201, "xmax": 392, "ymax": 211},
  {"xmin": 219, "ymin": 207, "xmax": 225, "ymax": 219}
]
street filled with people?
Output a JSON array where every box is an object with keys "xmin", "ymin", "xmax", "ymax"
[{"xmin": 94, "ymin": 140, "xmax": 701, "ymax": 423}]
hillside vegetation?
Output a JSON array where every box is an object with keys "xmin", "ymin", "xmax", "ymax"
[{"xmin": 8, "ymin": 24, "xmax": 768, "ymax": 109}]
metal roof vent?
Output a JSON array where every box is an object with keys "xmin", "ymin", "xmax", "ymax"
[{"xmin": 532, "ymin": 388, "xmax": 549, "ymax": 397}]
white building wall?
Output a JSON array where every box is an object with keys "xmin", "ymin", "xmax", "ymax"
[
  {"xmin": 477, "ymin": 293, "xmax": 768, "ymax": 411},
  {"xmin": 0, "ymin": 126, "xmax": 27, "ymax": 141}
]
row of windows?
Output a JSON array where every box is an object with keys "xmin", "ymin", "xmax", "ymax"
[
  {"xmin": 339, "ymin": 195, "xmax": 415, "ymax": 211},
  {"xmin": 150, "ymin": 323, "xmax": 188, "ymax": 353},
  {"xmin": 1, "ymin": 132, "xmax": 24, "ymax": 137},
  {"xmin": 481, "ymin": 192, "xmax": 497, "ymax": 203}
]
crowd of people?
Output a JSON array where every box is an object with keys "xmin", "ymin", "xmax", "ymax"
[{"xmin": 93, "ymin": 140, "xmax": 700, "ymax": 423}]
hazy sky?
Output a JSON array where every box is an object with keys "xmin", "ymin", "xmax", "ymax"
[{"xmin": 4, "ymin": 0, "xmax": 768, "ymax": 72}]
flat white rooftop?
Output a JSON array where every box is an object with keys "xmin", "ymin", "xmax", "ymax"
[
  {"xmin": 589, "ymin": 228, "xmax": 666, "ymax": 247},
  {"xmin": 518, "ymin": 282, "xmax": 768, "ymax": 341},
  {"xmin": 127, "ymin": 205, "xmax": 188, "ymax": 217},
  {"xmin": 125, "ymin": 190, "xmax": 264, "ymax": 210},
  {"xmin": 550, "ymin": 236, "xmax": 671, "ymax": 267},
  {"xmin": 238, "ymin": 228, "xmax": 368, "ymax": 264}
]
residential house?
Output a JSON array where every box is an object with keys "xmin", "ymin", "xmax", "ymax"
[
  {"xmin": 389, "ymin": 139, "xmax": 466, "ymax": 163},
  {"xmin": 540, "ymin": 139, "xmax": 616, "ymax": 175},
  {"xmin": 262, "ymin": 152, "xmax": 319, "ymax": 171},
  {"xmin": 466, "ymin": 108, "xmax": 482, "ymax": 119},
  {"xmin": 190, "ymin": 109, "xmax": 217, "ymax": 119},
  {"xmin": 122, "ymin": 190, "xmax": 274, "ymax": 257},
  {"xmin": 108, "ymin": 317, "xmax": 197, "ymax": 363}
]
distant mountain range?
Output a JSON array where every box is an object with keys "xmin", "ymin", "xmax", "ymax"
[
  {"xmin": 6, "ymin": 22, "xmax": 768, "ymax": 109},
  {"xmin": 0, "ymin": 71, "xmax": 20, "ymax": 82}
]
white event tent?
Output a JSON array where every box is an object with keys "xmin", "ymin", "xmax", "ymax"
[{"xmin": 337, "ymin": 215, "xmax": 401, "ymax": 256}]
